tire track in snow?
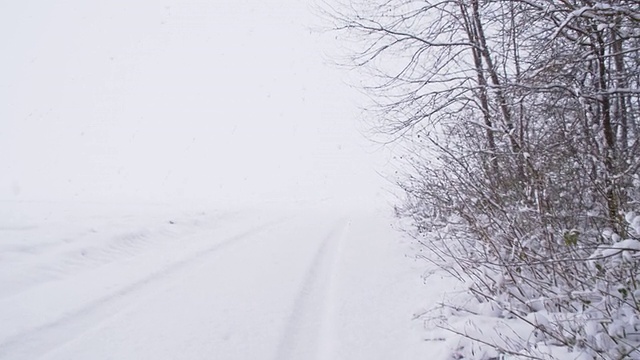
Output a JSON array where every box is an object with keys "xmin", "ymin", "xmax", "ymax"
[
  {"xmin": 0, "ymin": 217, "xmax": 289, "ymax": 360},
  {"xmin": 274, "ymin": 218, "xmax": 350, "ymax": 360}
]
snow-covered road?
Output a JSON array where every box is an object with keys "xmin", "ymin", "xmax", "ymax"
[{"xmin": 1, "ymin": 202, "xmax": 447, "ymax": 359}]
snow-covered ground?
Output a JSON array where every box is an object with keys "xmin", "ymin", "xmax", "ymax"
[{"xmin": 0, "ymin": 201, "xmax": 455, "ymax": 359}]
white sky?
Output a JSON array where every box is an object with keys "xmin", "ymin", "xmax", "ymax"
[{"xmin": 1, "ymin": 0, "xmax": 387, "ymax": 205}]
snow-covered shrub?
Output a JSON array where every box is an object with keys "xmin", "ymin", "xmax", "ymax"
[
  {"xmin": 400, "ymin": 159, "xmax": 640, "ymax": 359},
  {"xmin": 395, "ymin": 112, "xmax": 640, "ymax": 358}
]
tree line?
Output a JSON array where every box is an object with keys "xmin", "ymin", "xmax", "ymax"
[{"xmin": 327, "ymin": 0, "xmax": 640, "ymax": 357}]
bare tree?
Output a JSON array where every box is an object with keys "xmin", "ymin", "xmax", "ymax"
[{"xmin": 325, "ymin": 0, "xmax": 640, "ymax": 357}]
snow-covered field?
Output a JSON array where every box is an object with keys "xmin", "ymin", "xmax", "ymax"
[{"xmin": 0, "ymin": 201, "xmax": 455, "ymax": 359}]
